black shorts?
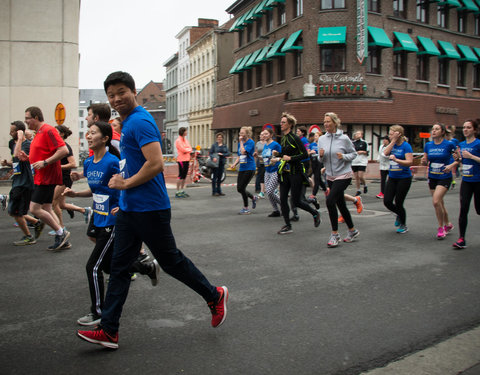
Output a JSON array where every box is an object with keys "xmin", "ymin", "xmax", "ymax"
[
  {"xmin": 62, "ymin": 173, "xmax": 73, "ymax": 188},
  {"xmin": 8, "ymin": 186, "xmax": 32, "ymax": 216},
  {"xmin": 31, "ymin": 184, "xmax": 56, "ymax": 205},
  {"xmin": 352, "ymin": 166, "xmax": 367, "ymax": 172},
  {"xmin": 177, "ymin": 161, "xmax": 190, "ymax": 180},
  {"xmin": 428, "ymin": 178, "xmax": 452, "ymax": 190}
]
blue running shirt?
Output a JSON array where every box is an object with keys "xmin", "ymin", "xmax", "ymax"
[
  {"xmin": 262, "ymin": 141, "xmax": 282, "ymax": 173},
  {"xmin": 388, "ymin": 142, "xmax": 413, "ymax": 179},
  {"xmin": 238, "ymin": 138, "xmax": 256, "ymax": 171},
  {"xmin": 459, "ymin": 139, "xmax": 480, "ymax": 182},
  {"xmin": 424, "ymin": 139, "xmax": 455, "ymax": 179}
]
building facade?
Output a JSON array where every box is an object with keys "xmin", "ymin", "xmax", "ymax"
[
  {"xmin": 137, "ymin": 81, "xmax": 166, "ymax": 134},
  {"xmin": 164, "ymin": 53, "xmax": 179, "ymax": 154},
  {"xmin": 213, "ymin": 0, "xmax": 480, "ymax": 157},
  {"xmin": 78, "ymin": 89, "xmax": 110, "ymax": 153}
]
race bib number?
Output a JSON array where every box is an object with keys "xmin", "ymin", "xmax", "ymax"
[
  {"xmin": 462, "ymin": 164, "xmax": 473, "ymax": 177},
  {"xmin": 430, "ymin": 163, "xmax": 444, "ymax": 174},
  {"xmin": 389, "ymin": 160, "xmax": 400, "ymax": 170},
  {"xmin": 119, "ymin": 159, "xmax": 128, "ymax": 178},
  {"xmin": 93, "ymin": 194, "xmax": 110, "ymax": 216},
  {"xmin": 240, "ymin": 154, "xmax": 247, "ymax": 164},
  {"xmin": 13, "ymin": 162, "xmax": 21, "ymax": 175}
]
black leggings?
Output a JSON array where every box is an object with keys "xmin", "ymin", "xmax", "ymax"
[
  {"xmin": 237, "ymin": 170, "xmax": 255, "ymax": 207},
  {"xmin": 384, "ymin": 177, "xmax": 412, "ymax": 226},
  {"xmin": 458, "ymin": 180, "xmax": 480, "ymax": 238},
  {"xmin": 380, "ymin": 170, "xmax": 389, "ymax": 194},
  {"xmin": 326, "ymin": 178, "xmax": 354, "ymax": 231},
  {"xmin": 280, "ymin": 173, "xmax": 317, "ymax": 226},
  {"xmin": 311, "ymin": 159, "xmax": 326, "ymax": 196}
]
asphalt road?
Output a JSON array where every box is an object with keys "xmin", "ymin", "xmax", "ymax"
[{"xmin": 1, "ymin": 176, "xmax": 479, "ymax": 375}]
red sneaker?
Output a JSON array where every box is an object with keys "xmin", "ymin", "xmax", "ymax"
[
  {"xmin": 208, "ymin": 286, "xmax": 228, "ymax": 328},
  {"xmin": 354, "ymin": 196, "xmax": 364, "ymax": 214},
  {"xmin": 77, "ymin": 326, "xmax": 119, "ymax": 349},
  {"xmin": 338, "ymin": 216, "xmax": 345, "ymax": 223}
]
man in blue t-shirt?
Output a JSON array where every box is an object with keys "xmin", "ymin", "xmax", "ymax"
[{"xmin": 77, "ymin": 72, "xmax": 228, "ymax": 350}]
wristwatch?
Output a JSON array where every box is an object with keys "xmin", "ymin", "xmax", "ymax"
[{"xmin": 43, "ymin": 160, "xmax": 48, "ymax": 167}]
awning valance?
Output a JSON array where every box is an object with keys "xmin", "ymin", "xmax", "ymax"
[
  {"xmin": 458, "ymin": 0, "xmax": 479, "ymax": 11},
  {"xmin": 317, "ymin": 26, "xmax": 346, "ymax": 45},
  {"xmin": 416, "ymin": 36, "xmax": 440, "ymax": 56},
  {"xmin": 393, "ymin": 32, "xmax": 419, "ymax": 52},
  {"xmin": 438, "ymin": 40, "xmax": 461, "ymax": 59},
  {"xmin": 367, "ymin": 26, "xmax": 393, "ymax": 48}
]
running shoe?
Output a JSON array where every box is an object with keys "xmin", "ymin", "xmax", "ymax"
[
  {"xmin": 444, "ymin": 223, "xmax": 454, "ymax": 234},
  {"xmin": 396, "ymin": 225, "xmax": 408, "ymax": 234},
  {"xmin": 61, "ymin": 241, "xmax": 72, "ymax": 250},
  {"xmin": 67, "ymin": 209, "xmax": 75, "ymax": 219},
  {"xmin": 354, "ymin": 196, "xmax": 363, "ymax": 214},
  {"xmin": 258, "ymin": 192, "xmax": 265, "ymax": 199},
  {"xmin": 452, "ymin": 237, "xmax": 467, "ymax": 249},
  {"xmin": 338, "ymin": 216, "xmax": 345, "ymax": 223},
  {"xmin": 311, "ymin": 197, "xmax": 320, "ymax": 210},
  {"xmin": 252, "ymin": 195, "xmax": 258, "ymax": 209},
  {"xmin": 51, "ymin": 229, "xmax": 70, "ymax": 251},
  {"xmin": 290, "ymin": 214, "xmax": 300, "ymax": 222},
  {"xmin": 13, "ymin": 235, "xmax": 36, "ymax": 246},
  {"xmin": 77, "ymin": 327, "xmax": 119, "ymax": 349},
  {"xmin": 394, "ymin": 216, "xmax": 401, "ymax": 227},
  {"xmin": 48, "ymin": 230, "xmax": 56, "ymax": 236},
  {"xmin": 208, "ymin": 286, "xmax": 228, "ymax": 328},
  {"xmin": 34, "ymin": 220, "xmax": 45, "ymax": 239},
  {"xmin": 268, "ymin": 211, "xmax": 281, "ymax": 217},
  {"xmin": 131, "ymin": 273, "xmax": 137, "ymax": 280},
  {"xmin": 363, "ymin": 185, "xmax": 368, "ymax": 194},
  {"xmin": 77, "ymin": 313, "xmax": 101, "ymax": 326},
  {"xmin": 147, "ymin": 259, "xmax": 160, "ymax": 286},
  {"xmin": 277, "ymin": 225, "xmax": 293, "ymax": 235},
  {"xmin": 83, "ymin": 207, "xmax": 92, "ymax": 224},
  {"xmin": 437, "ymin": 226, "xmax": 446, "ymax": 240},
  {"xmin": 451, "ymin": 180, "xmax": 456, "ymax": 189},
  {"xmin": 238, "ymin": 208, "xmax": 251, "ymax": 215},
  {"xmin": 343, "ymin": 229, "xmax": 360, "ymax": 243},
  {"xmin": 137, "ymin": 252, "xmax": 150, "ymax": 263},
  {"xmin": 0, "ymin": 194, "xmax": 7, "ymax": 210},
  {"xmin": 376, "ymin": 192, "xmax": 384, "ymax": 199},
  {"xmin": 313, "ymin": 212, "xmax": 321, "ymax": 228},
  {"xmin": 355, "ymin": 190, "xmax": 361, "ymax": 196},
  {"xmin": 327, "ymin": 233, "xmax": 341, "ymax": 248}
]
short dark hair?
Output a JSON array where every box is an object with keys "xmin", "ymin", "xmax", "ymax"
[
  {"xmin": 25, "ymin": 106, "xmax": 44, "ymax": 122},
  {"xmin": 87, "ymin": 103, "xmax": 111, "ymax": 122},
  {"xmin": 56, "ymin": 125, "xmax": 72, "ymax": 139},
  {"xmin": 104, "ymin": 71, "xmax": 136, "ymax": 93},
  {"xmin": 11, "ymin": 121, "xmax": 26, "ymax": 132},
  {"xmin": 297, "ymin": 126, "xmax": 307, "ymax": 136},
  {"xmin": 179, "ymin": 127, "xmax": 187, "ymax": 136}
]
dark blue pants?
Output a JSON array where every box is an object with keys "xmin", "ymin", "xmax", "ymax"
[
  {"xmin": 212, "ymin": 163, "xmax": 225, "ymax": 194},
  {"xmin": 100, "ymin": 209, "xmax": 218, "ymax": 334}
]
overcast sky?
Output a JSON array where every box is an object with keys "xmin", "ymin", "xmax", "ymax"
[{"xmin": 79, "ymin": 0, "xmax": 234, "ymax": 89}]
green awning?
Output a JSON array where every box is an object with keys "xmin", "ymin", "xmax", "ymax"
[
  {"xmin": 264, "ymin": 0, "xmax": 276, "ymax": 9},
  {"xmin": 475, "ymin": 0, "xmax": 480, "ymax": 8},
  {"xmin": 438, "ymin": 0, "xmax": 461, "ymax": 6},
  {"xmin": 367, "ymin": 26, "xmax": 393, "ymax": 48},
  {"xmin": 416, "ymin": 36, "xmax": 440, "ymax": 56},
  {"xmin": 317, "ymin": 26, "xmax": 346, "ymax": 45},
  {"xmin": 281, "ymin": 30, "xmax": 303, "ymax": 52},
  {"xmin": 229, "ymin": 12, "xmax": 248, "ymax": 32},
  {"xmin": 474, "ymin": 47, "xmax": 480, "ymax": 59},
  {"xmin": 242, "ymin": 7, "xmax": 256, "ymax": 24},
  {"xmin": 255, "ymin": 44, "xmax": 273, "ymax": 63},
  {"xmin": 438, "ymin": 40, "xmax": 461, "ymax": 59},
  {"xmin": 236, "ymin": 54, "xmax": 252, "ymax": 71},
  {"xmin": 253, "ymin": 0, "xmax": 269, "ymax": 17},
  {"xmin": 457, "ymin": 44, "xmax": 479, "ymax": 62},
  {"xmin": 458, "ymin": 0, "xmax": 479, "ymax": 11},
  {"xmin": 393, "ymin": 32, "xmax": 419, "ymax": 52},
  {"xmin": 229, "ymin": 57, "xmax": 244, "ymax": 74},
  {"xmin": 244, "ymin": 49, "xmax": 263, "ymax": 68},
  {"xmin": 266, "ymin": 38, "xmax": 286, "ymax": 58}
]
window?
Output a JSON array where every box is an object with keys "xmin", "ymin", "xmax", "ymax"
[
  {"xmin": 256, "ymin": 19, "xmax": 262, "ymax": 38},
  {"xmin": 293, "ymin": 0, "xmax": 303, "ymax": 17},
  {"xmin": 294, "ymin": 51, "xmax": 303, "ymax": 77},
  {"xmin": 278, "ymin": 55, "xmax": 286, "ymax": 81},
  {"xmin": 366, "ymin": 47, "xmax": 381, "ymax": 74},
  {"xmin": 266, "ymin": 10, "xmax": 274, "ymax": 32},
  {"xmin": 437, "ymin": 6, "xmax": 447, "ymax": 28},
  {"xmin": 320, "ymin": 0, "xmax": 345, "ymax": 9},
  {"xmin": 416, "ymin": 0, "xmax": 428, "ymax": 23},
  {"xmin": 238, "ymin": 30, "xmax": 243, "ymax": 47},
  {"xmin": 368, "ymin": 0, "xmax": 379, "ymax": 12},
  {"xmin": 246, "ymin": 69, "xmax": 253, "ymax": 90},
  {"xmin": 278, "ymin": 3, "xmax": 286, "ymax": 25},
  {"xmin": 393, "ymin": 52, "xmax": 407, "ymax": 78},
  {"xmin": 266, "ymin": 61, "xmax": 273, "ymax": 85},
  {"xmin": 320, "ymin": 46, "xmax": 346, "ymax": 72},
  {"xmin": 416, "ymin": 55, "xmax": 429, "ymax": 81},
  {"xmin": 474, "ymin": 64, "xmax": 480, "ymax": 88},
  {"xmin": 457, "ymin": 61, "xmax": 466, "ymax": 87},
  {"xmin": 438, "ymin": 59, "xmax": 449, "ymax": 85},
  {"xmin": 475, "ymin": 15, "xmax": 480, "ymax": 36},
  {"xmin": 393, "ymin": 0, "xmax": 406, "ymax": 18},
  {"xmin": 247, "ymin": 24, "xmax": 253, "ymax": 43},
  {"xmin": 238, "ymin": 72, "xmax": 244, "ymax": 92},
  {"xmin": 256, "ymin": 66, "xmax": 263, "ymax": 88},
  {"xmin": 458, "ymin": 11, "xmax": 466, "ymax": 33}
]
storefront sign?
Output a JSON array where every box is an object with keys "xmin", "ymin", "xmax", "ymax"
[
  {"xmin": 435, "ymin": 106, "xmax": 458, "ymax": 115},
  {"xmin": 356, "ymin": 0, "xmax": 368, "ymax": 65},
  {"xmin": 318, "ymin": 73, "xmax": 364, "ymax": 84},
  {"xmin": 316, "ymin": 84, "xmax": 367, "ymax": 95}
]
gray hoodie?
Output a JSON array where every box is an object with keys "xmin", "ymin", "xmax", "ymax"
[{"xmin": 318, "ymin": 129, "xmax": 357, "ymax": 177}]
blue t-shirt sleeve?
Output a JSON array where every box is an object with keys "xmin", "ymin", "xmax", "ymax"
[
  {"xmin": 404, "ymin": 142, "xmax": 413, "ymax": 154},
  {"xmin": 134, "ymin": 119, "xmax": 161, "ymax": 149},
  {"xmin": 244, "ymin": 139, "xmax": 255, "ymax": 155}
]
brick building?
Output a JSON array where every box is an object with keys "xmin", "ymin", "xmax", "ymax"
[
  {"xmin": 213, "ymin": 0, "xmax": 480, "ymax": 157},
  {"xmin": 136, "ymin": 81, "xmax": 166, "ymax": 133}
]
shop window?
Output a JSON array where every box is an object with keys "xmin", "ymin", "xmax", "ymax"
[
  {"xmin": 368, "ymin": 0, "xmax": 379, "ymax": 12},
  {"xmin": 393, "ymin": 0, "xmax": 407, "ymax": 18},
  {"xmin": 320, "ymin": 0, "xmax": 345, "ymax": 9},
  {"xmin": 416, "ymin": 0, "xmax": 428, "ymax": 23},
  {"xmin": 474, "ymin": 64, "xmax": 480, "ymax": 88},
  {"xmin": 458, "ymin": 11, "xmax": 466, "ymax": 33},
  {"xmin": 438, "ymin": 59, "xmax": 449, "ymax": 85},
  {"xmin": 247, "ymin": 24, "xmax": 253, "ymax": 43},
  {"xmin": 238, "ymin": 72, "xmax": 244, "ymax": 92},
  {"xmin": 278, "ymin": 3, "xmax": 286, "ymax": 25},
  {"xmin": 437, "ymin": 6, "xmax": 448, "ymax": 28},
  {"xmin": 266, "ymin": 10, "xmax": 274, "ymax": 32},
  {"xmin": 293, "ymin": 0, "xmax": 303, "ymax": 17},
  {"xmin": 366, "ymin": 47, "xmax": 381, "ymax": 74},
  {"xmin": 320, "ymin": 46, "xmax": 346, "ymax": 72},
  {"xmin": 416, "ymin": 55, "xmax": 429, "ymax": 81},
  {"xmin": 393, "ymin": 51, "xmax": 407, "ymax": 78},
  {"xmin": 256, "ymin": 19, "xmax": 262, "ymax": 38},
  {"xmin": 293, "ymin": 50, "xmax": 303, "ymax": 77},
  {"xmin": 246, "ymin": 69, "xmax": 253, "ymax": 90},
  {"xmin": 457, "ymin": 62, "xmax": 466, "ymax": 87},
  {"xmin": 266, "ymin": 61, "xmax": 273, "ymax": 85},
  {"xmin": 278, "ymin": 55, "xmax": 286, "ymax": 81},
  {"xmin": 256, "ymin": 66, "xmax": 263, "ymax": 88}
]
